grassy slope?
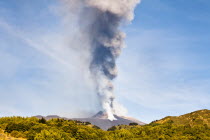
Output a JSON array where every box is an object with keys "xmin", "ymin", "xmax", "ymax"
[
  {"xmin": 152, "ymin": 109, "xmax": 210, "ymax": 126},
  {"xmin": 109, "ymin": 109, "xmax": 210, "ymax": 130},
  {"xmin": 106, "ymin": 110, "xmax": 210, "ymax": 139}
]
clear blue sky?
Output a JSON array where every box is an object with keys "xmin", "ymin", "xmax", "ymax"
[{"xmin": 0, "ymin": 0, "xmax": 210, "ymax": 123}]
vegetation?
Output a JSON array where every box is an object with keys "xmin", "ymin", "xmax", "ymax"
[
  {"xmin": 0, "ymin": 128, "xmax": 26, "ymax": 140},
  {"xmin": 0, "ymin": 110, "xmax": 210, "ymax": 140}
]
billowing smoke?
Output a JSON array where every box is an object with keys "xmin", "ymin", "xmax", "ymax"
[{"xmin": 63, "ymin": 0, "xmax": 140, "ymax": 120}]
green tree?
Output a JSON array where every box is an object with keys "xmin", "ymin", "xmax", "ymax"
[{"xmin": 35, "ymin": 129, "xmax": 74, "ymax": 140}]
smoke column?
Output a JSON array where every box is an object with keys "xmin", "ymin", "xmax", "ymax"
[{"xmin": 63, "ymin": 0, "xmax": 140, "ymax": 121}]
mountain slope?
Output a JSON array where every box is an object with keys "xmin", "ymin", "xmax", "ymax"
[
  {"xmin": 107, "ymin": 109, "xmax": 210, "ymax": 139},
  {"xmin": 152, "ymin": 109, "xmax": 210, "ymax": 126}
]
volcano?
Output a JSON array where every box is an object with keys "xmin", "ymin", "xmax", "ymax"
[
  {"xmin": 72, "ymin": 111, "xmax": 146, "ymax": 130},
  {"xmin": 34, "ymin": 111, "xmax": 146, "ymax": 130}
]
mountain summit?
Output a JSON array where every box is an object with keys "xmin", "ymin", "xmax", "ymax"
[{"xmin": 92, "ymin": 111, "xmax": 110, "ymax": 119}]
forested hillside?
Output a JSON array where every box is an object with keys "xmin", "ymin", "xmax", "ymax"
[
  {"xmin": 0, "ymin": 110, "xmax": 210, "ymax": 140},
  {"xmin": 153, "ymin": 109, "xmax": 210, "ymax": 126}
]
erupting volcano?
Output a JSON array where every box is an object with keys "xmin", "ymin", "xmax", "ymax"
[{"xmin": 63, "ymin": 0, "xmax": 140, "ymax": 120}]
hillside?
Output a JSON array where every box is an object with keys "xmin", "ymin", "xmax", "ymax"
[
  {"xmin": 107, "ymin": 109, "xmax": 210, "ymax": 139},
  {"xmin": 0, "ymin": 109, "xmax": 209, "ymax": 139},
  {"xmin": 152, "ymin": 109, "xmax": 210, "ymax": 126}
]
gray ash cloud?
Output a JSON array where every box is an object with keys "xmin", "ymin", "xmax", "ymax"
[{"xmin": 63, "ymin": 0, "xmax": 140, "ymax": 120}]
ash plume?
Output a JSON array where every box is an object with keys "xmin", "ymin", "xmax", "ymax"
[{"xmin": 63, "ymin": 0, "xmax": 140, "ymax": 121}]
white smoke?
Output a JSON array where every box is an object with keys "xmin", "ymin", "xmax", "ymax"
[
  {"xmin": 62, "ymin": 0, "xmax": 140, "ymax": 21},
  {"xmin": 61, "ymin": 0, "xmax": 140, "ymax": 121},
  {"xmin": 85, "ymin": 0, "xmax": 140, "ymax": 20}
]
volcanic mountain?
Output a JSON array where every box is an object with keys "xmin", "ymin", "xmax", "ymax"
[
  {"xmin": 73, "ymin": 111, "xmax": 146, "ymax": 130},
  {"xmin": 34, "ymin": 111, "xmax": 146, "ymax": 130}
]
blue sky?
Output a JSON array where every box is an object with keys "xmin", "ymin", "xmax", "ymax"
[{"xmin": 0, "ymin": 0, "xmax": 210, "ymax": 123}]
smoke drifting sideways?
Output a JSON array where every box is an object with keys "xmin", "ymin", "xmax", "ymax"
[{"xmin": 62, "ymin": 0, "xmax": 140, "ymax": 121}]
